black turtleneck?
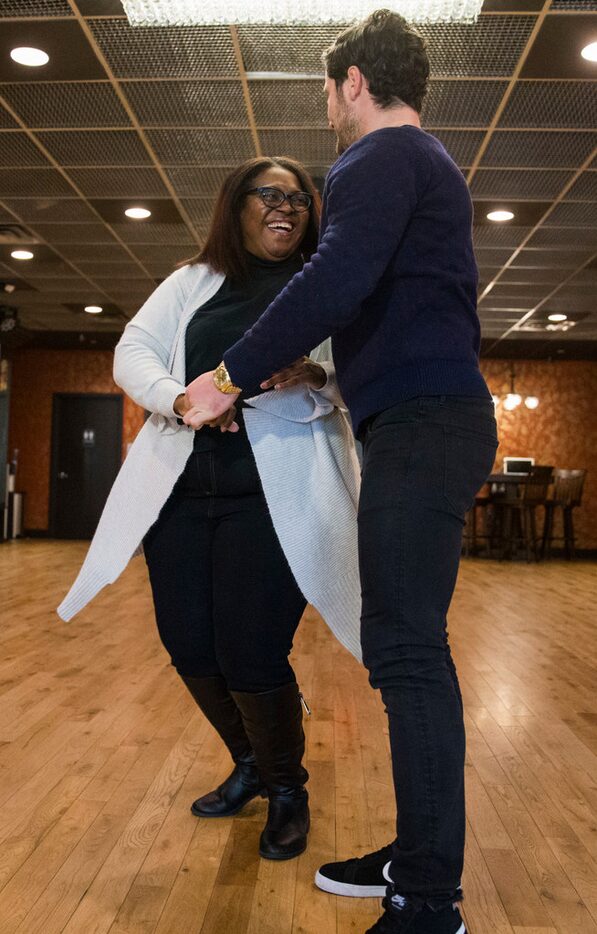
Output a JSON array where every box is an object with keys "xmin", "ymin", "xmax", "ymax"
[{"xmin": 185, "ymin": 250, "xmax": 303, "ymax": 454}]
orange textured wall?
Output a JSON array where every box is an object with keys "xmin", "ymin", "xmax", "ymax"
[
  {"xmin": 8, "ymin": 349, "xmax": 145, "ymax": 531},
  {"xmin": 6, "ymin": 351, "xmax": 597, "ymax": 548},
  {"xmin": 480, "ymin": 359, "xmax": 597, "ymax": 550}
]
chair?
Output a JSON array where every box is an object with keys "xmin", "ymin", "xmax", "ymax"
[
  {"xmin": 542, "ymin": 468, "xmax": 587, "ymax": 559},
  {"xmin": 463, "ymin": 483, "xmax": 493, "ymax": 556},
  {"xmin": 493, "ymin": 465, "xmax": 553, "ymax": 562}
]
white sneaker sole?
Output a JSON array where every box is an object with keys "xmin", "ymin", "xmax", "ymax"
[
  {"xmin": 455, "ymin": 924, "xmax": 466, "ymax": 934},
  {"xmin": 314, "ymin": 870, "xmax": 387, "ymax": 897}
]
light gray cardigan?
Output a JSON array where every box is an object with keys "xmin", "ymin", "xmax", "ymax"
[{"xmin": 57, "ymin": 262, "xmax": 362, "ymax": 661}]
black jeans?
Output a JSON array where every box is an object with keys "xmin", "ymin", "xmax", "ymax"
[
  {"xmin": 358, "ymin": 396, "xmax": 498, "ymax": 900},
  {"xmin": 143, "ymin": 449, "xmax": 307, "ymax": 693}
]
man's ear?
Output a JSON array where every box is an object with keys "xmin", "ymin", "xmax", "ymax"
[{"xmin": 346, "ymin": 65, "xmax": 365, "ymax": 101}]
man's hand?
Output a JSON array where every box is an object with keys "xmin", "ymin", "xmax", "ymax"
[
  {"xmin": 260, "ymin": 357, "xmax": 326, "ymax": 391},
  {"xmin": 182, "ymin": 371, "xmax": 239, "ymax": 430}
]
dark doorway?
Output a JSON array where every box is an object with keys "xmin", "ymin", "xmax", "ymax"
[{"xmin": 50, "ymin": 393, "xmax": 122, "ymax": 539}]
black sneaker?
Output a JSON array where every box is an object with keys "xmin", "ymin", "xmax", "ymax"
[
  {"xmin": 315, "ymin": 843, "xmax": 394, "ymax": 897},
  {"xmin": 366, "ymin": 896, "xmax": 466, "ymax": 933}
]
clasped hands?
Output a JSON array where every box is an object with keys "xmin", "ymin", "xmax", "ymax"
[{"xmin": 173, "ymin": 357, "xmax": 326, "ymax": 432}]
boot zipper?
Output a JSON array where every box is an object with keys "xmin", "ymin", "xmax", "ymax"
[{"xmin": 299, "ymin": 692, "xmax": 311, "ymax": 716}]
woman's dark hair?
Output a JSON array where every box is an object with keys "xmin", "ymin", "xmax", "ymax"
[
  {"xmin": 183, "ymin": 156, "xmax": 321, "ymax": 281},
  {"xmin": 323, "ymin": 9, "xmax": 429, "ymax": 113}
]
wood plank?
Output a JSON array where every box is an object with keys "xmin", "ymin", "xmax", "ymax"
[{"xmin": 0, "ymin": 544, "xmax": 596, "ymax": 934}]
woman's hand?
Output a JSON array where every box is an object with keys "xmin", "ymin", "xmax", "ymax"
[
  {"xmin": 260, "ymin": 357, "xmax": 326, "ymax": 392},
  {"xmin": 173, "ymin": 392, "xmax": 190, "ymax": 417},
  {"xmin": 206, "ymin": 405, "xmax": 239, "ymax": 433}
]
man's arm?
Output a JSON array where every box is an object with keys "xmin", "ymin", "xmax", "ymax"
[{"xmin": 223, "ymin": 135, "xmax": 427, "ymax": 390}]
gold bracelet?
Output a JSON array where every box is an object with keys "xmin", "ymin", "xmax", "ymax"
[{"xmin": 213, "ymin": 361, "xmax": 242, "ymax": 394}]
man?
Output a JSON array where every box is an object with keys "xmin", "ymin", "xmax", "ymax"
[{"xmin": 182, "ymin": 10, "xmax": 498, "ymax": 933}]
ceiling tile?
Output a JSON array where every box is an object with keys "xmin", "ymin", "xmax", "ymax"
[
  {"xmin": 0, "ymin": 167, "xmax": 75, "ymax": 197},
  {"xmin": 109, "ymin": 222, "xmax": 196, "ymax": 244},
  {"xmin": 481, "ymin": 130, "xmax": 597, "ymax": 169},
  {"xmin": 89, "ymin": 20, "xmax": 238, "ymax": 78},
  {"xmin": 165, "ymin": 165, "xmax": 235, "ymax": 197},
  {"xmin": 474, "ymin": 224, "xmax": 533, "ymax": 247},
  {"xmin": 2, "ymin": 197, "xmax": 99, "ymax": 222},
  {"xmin": 0, "ymin": 0, "xmax": 72, "ymax": 15},
  {"xmin": 29, "ymin": 222, "xmax": 118, "ymax": 243},
  {"xmin": 544, "ymin": 201, "xmax": 597, "ymax": 227},
  {"xmin": 36, "ymin": 129, "xmax": 153, "ymax": 166},
  {"xmin": 0, "ymin": 20, "xmax": 104, "ymax": 82},
  {"xmin": 521, "ymin": 14, "xmax": 597, "ymax": 79},
  {"xmin": 258, "ymin": 128, "xmax": 336, "ymax": 164},
  {"xmin": 0, "ymin": 82, "xmax": 130, "ymax": 129},
  {"xmin": 420, "ymin": 16, "xmax": 537, "ymax": 77},
  {"xmin": 0, "ymin": 132, "xmax": 50, "ymax": 167},
  {"xmin": 146, "ymin": 128, "xmax": 256, "ymax": 164},
  {"xmin": 250, "ymin": 80, "xmax": 327, "ymax": 128},
  {"xmin": 422, "ymin": 80, "xmax": 508, "ymax": 127},
  {"xmin": 526, "ymin": 226, "xmax": 597, "ymax": 248},
  {"xmin": 181, "ymin": 199, "xmax": 215, "ymax": 226},
  {"xmin": 470, "ymin": 168, "xmax": 574, "ymax": 199},
  {"xmin": 564, "ymin": 172, "xmax": 597, "ymax": 201},
  {"xmin": 431, "ymin": 130, "xmax": 485, "ymax": 166},
  {"xmin": 238, "ymin": 25, "xmax": 339, "ymax": 74},
  {"xmin": 88, "ymin": 197, "xmax": 183, "ymax": 224},
  {"xmin": 124, "ymin": 80, "xmax": 248, "ymax": 127},
  {"xmin": 67, "ymin": 166, "xmax": 168, "ymax": 197},
  {"xmin": 500, "ymin": 81, "xmax": 597, "ymax": 129}
]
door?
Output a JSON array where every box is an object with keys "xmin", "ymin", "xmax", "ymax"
[{"xmin": 50, "ymin": 394, "xmax": 122, "ymax": 539}]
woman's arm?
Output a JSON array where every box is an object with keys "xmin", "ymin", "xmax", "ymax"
[{"xmin": 113, "ymin": 267, "xmax": 193, "ymax": 417}]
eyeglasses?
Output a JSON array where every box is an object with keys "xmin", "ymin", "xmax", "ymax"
[{"xmin": 245, "ymin": 186, "xmax": 313, "ymax": 214}]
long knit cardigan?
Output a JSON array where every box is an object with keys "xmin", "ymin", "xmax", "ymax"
[{"xmin": 57, "ymin": 262, "xmax": 362, "ymax": 661}]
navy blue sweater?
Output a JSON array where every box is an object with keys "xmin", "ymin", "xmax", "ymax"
[{"xmin": 224, "ymin": 125, "xmax": 490, "ymax": 434}]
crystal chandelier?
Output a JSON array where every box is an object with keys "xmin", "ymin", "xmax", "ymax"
[{"xmin": 122, "ymin": 0, "xmax": 483, "ymax": 26}]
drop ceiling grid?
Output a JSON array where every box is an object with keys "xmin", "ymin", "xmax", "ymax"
[{"xmin": 0, "ymin": 3, "xmax": 594, "ymax": 345}]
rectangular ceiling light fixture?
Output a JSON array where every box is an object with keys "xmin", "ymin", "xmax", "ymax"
[{"xmin": 122, "ymin": 0, "xmax": 484, "ymax": 26}]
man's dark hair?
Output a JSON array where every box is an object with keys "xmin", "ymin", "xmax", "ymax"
[
  {"xmin": 182, "ymin": 157, "xmax": 321, "ymax": 282},
  {"xmin": 323, "ymin": 9, "xmax": 429, "ymax": 113}
]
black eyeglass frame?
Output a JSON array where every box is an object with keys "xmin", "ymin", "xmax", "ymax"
[{"xmin": 245, "ymin": 186, "xmax": 313, "ymax": 213}]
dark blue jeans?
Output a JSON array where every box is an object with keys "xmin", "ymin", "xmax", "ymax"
[
  {"xmin": 358, "ymin": 396, "xmax": 498, "ymax": 901},
  {"xmin": 143, "ymin": 449, "xmax": 307, "ymax": 692}
]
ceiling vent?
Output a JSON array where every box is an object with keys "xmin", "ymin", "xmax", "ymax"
[{"xmin": 0, "ymin": 225, "xmax": 38, "ymax": 245}]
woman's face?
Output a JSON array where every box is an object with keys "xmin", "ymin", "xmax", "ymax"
[{"xmin": 240, "ymin": 166, "xmax": 311, "ymax": 262}]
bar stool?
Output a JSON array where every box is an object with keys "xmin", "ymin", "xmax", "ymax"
[
  {"xmin": 493, "ymin": 465, "xmax": 553, "ymax": 562},
  {"xmin": 542, "ymin": 468, "xmax": 587, "ymax": 559}
]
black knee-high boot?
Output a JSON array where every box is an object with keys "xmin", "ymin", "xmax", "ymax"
[
  {"xmin": 231, "ymin": 681, "xmax": 309, "ymax": 860},
  {"xmin": 180, "ymin": 674, "xmax": 267, "ymax": 817}
]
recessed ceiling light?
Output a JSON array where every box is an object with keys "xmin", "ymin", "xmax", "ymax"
[
  {"xmin": 84, "ymin": 305, "xmax": 103, "ymax": 314},
  {"xmin": 548, "ymin": 313, "xmax": 567, "ymax": 322},
  {"xmin": 10, "ymin": 46, "xmax": 49, "ymax": 67},
  {"xmin": 581, "ymin": 41, "xmax": 597, "ymax": 63},
  {"xmin": 487, "ymin": 210, "xmax": 514, "ymax": 223},
  {"xmin": 125, "ymin": 206, "xmax": 151, "ymax": 220},
  {"xmin": 10, "ymin": 249, "xmax": 34, "ymax": 260}
]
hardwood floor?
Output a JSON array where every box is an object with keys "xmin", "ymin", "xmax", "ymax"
[{"xmin": 1, "ymin": 539, "xmax": 596, "ymax": 934}]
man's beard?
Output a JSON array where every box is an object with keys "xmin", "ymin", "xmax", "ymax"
[{"xmin": 334, "ymin": 103, "xmax": 360, "ymax": 156}]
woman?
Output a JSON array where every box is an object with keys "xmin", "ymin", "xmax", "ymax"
[{"xmin": 58, "ymin": 157, "xmax": 361, "ymax": 862}]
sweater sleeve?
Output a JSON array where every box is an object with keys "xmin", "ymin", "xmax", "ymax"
[
  {"xmin": 113, "ymin": 265, "xmax": 193, "ymax": 417},
  {"xmin": 224, "ymin": 134, "xmax": 428, "ymax": 389}
]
